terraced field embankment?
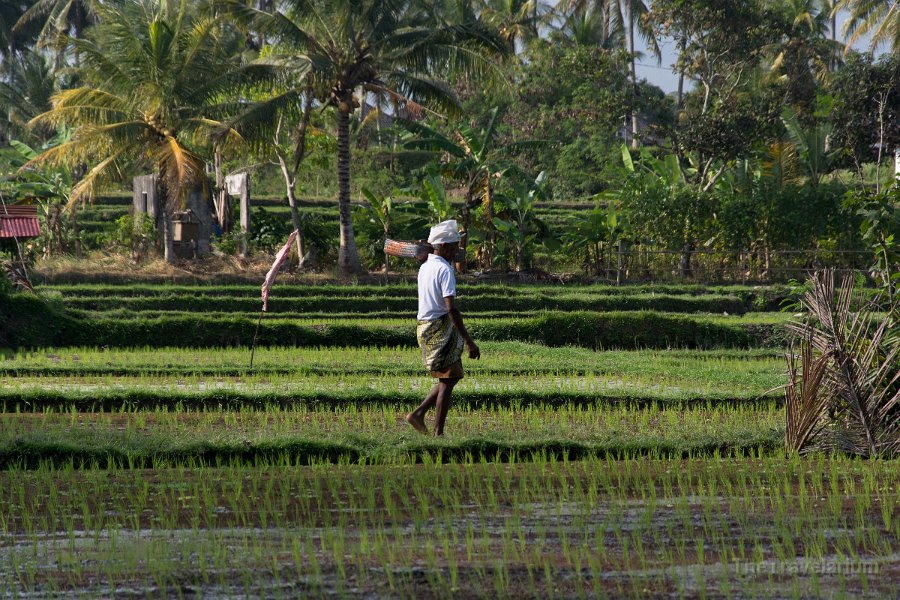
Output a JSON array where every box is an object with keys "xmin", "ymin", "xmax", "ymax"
[
  {"xmin": 1, "ymin": 280, "xmax": 896, "ymax": 598},
  {"xmin": 3, "ymin": 281, "xmax": 797, "ymax": 349}
]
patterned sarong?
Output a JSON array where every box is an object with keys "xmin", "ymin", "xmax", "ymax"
[{"xmin": 416, "ymin": 315, "xmax": 464, "ymax": 374}]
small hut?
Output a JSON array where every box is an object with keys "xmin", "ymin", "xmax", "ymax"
[{"xmin": 0, "ymin": 205, "xmax": 40, "ymax": 240}]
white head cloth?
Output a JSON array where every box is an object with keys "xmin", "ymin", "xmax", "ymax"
[{"xmin": 427, "ymin": 219, "xmax": 460, "ymax": 244}]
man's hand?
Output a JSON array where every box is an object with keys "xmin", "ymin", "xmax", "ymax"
[{"xmin": 466, "ymin": 341, "xmax": 481, "ymax": 360}]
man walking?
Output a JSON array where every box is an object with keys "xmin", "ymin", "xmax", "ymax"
[{"xmin": 406, "ymin": 220, "xmax": 480, "ymax": 436}]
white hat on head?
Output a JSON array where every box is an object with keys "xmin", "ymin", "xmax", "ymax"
[{"xmin": 427, "ymin": 219, "xmax": 460, "ymax": 244}]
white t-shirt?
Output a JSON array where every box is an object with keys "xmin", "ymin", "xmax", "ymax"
[{"xmin": 417, "ymin": 254, "xmax": 456, "ymax": 321}]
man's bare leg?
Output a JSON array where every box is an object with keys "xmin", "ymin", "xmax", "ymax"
[
  {"xmin": 406, "ymin": 383, "xmax": 440, "ymax": 434},
  {"xmin": 433, "ymin": 378, "xmax": 459, "ymax": 436}
]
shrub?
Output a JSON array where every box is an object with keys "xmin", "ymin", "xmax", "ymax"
[
  {"xmin": 106, "ymin": 213, "xmax": 158, "ymax": 261},
  {"xmin": 0, "ymin": 292, "xmax": 80, "ymax": 348}
]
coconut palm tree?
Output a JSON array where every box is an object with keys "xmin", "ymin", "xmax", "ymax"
[
  {"xmin": 836, "ymin": 0, "xmax": 900, "ymax": 53},
  {"xmin": 1, "ymin": 1, "xmax": 40, "ymax": 138},
  {"xmin": 0, "ymin": 52, "xmax": 57, "ymax": 144},
  {"xmin": 13, "ymin": 0, "xmax": 96, "ymax": 59},
  {"xmin": 561, "ymin": 0, "xmax": 659, "ymax": 148},
  {"xmin": 224, "ymin": 0, "xmax": 509, "ymax": 274},
  {"xmin": 766, "ymin": 0, "xmax": 844, "ymax": 107},
  {"xmin": 555, "ymin": 3, "xmax": 623, "ymax": 48},
  {"xmin": 27, "ymin": 0, "xmax": 272, "ymax": 262},
  {"xmin": 480, "ymin": 0, "xmax": 550, "ymax": 52}
]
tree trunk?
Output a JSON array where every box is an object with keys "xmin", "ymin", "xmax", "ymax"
[
  {"xmin": 679, "ymin": 242, "xmax": 694, "ymax": 279},
  {"xmin": 277, "ymin": 154, "xmax": 306, "ymax": 265},
  {"xmin": 486, "ymin": 178, "xmax": 495, "ymax": 270},
  {"xmin": 383, "ymin": 227, "xmax": 390, "ymax": 274},
  {"xmin": 628, "ymin": 3, "xmax": 639, "ymax": 149},
  {"xmin": 336, "ymin": 109, "xmax": 364, "ymax": 275},
  {"xmin": 255, "ymin": 0, "xmax": 269, "ymax": 49},
  {"xmin": 616, "ymin": 239, "xmax": 624, "ymax": 285},
  {"xmin": 72, "ymin": 207, "xmax": 81, "ymax": 258},
  {"xmin": 676, "ymin": 37, "xmax": 686, "ymax": 111},
  {"xmin": 162, "ymin": 213, "xmax": 174, "ymax": 263},
  {"xmin": 831, "ymin": 12, "xmax": 837, "ymax": 71}
]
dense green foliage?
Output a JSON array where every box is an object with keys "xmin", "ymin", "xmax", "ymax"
[{"xmin": 2, "ymin": 0, "xmax": 898, "ymax": 278}]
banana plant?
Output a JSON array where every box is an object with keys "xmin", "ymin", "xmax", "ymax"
[
  {"xmin": 619, "ymin": 143, "xmax": 714, "ymax": 278},
  {"xmin": 401, "ymin": 108, "xmax": 504, "ymax": 262},
  {"xmin": 5, "ymin": 132, "xmax": 79, "ymax": 258},
  {"xmin": 360, "ymin": 187, "xmax": 397, "ymax": 273},
  {"xmin": 493, "ymin": 171, "xmax": 559, "ymax": 272},
  {"xmin": 401, "ymin": 107, "xmax": 545, "ymax": 269},
  {"xmin": 781, "ymin": 106, "xmax": 841, "ymax": 188},
  {"xmin": 563, "ymin": 198, "xmax": 628, "ymax": 277},
  {"xmin": 418, "ymin": 171, "xmax": 455, "ymax": 223}
]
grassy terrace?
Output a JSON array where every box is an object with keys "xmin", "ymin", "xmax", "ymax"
[
  {"xmin": 0, "ymin": 344, "xmax": 782, "ymax": 407},
  {"xmin": 0, "ymin": 344, "xmax": 784, "ymax": 466},
  {"xmin": 0, "ymin": 404, "xmax": 782, "ymax": 467}
]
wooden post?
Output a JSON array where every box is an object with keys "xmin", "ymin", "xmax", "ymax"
[
  {"xmin": 226, "ymin": 173, "xmax": 251, "ymax": 257},
  {"xmin": 240, "ymin": 177, "xmax": 250, "ymax": 257},
  {"xmin": 616, "ymin": 239, "xmax": 625, "ymax": 286}
]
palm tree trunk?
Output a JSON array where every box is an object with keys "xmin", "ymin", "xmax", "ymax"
[
  {"xmin": 676, "ymin": 37, "xmax": 686, "ymax": 110},
  {"xmin": 627, "ymin": 2, "xmax": 639, "ymax": 149},
  {"xmin": 830, "ymin": 11, "xmax": 837, "ymax": 71},
  {"xmin": 162, "ymin": 214, "xmax": 174, "ymax": 263},
  {"xmin": 72, "ymin": 207, "xmax": 80, "ymax": 258},
  {"xmin": 336, "ymin": 108, "xmax": 364, "ymax": 275}
]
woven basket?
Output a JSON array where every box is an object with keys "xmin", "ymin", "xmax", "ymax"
[
  {"xmin": 384, "ymin": 239, "xmax": 466, "ymax": 262},
  {"xmin": 384, "ymin": 239, "xmax": 431, "ymax": 259}
]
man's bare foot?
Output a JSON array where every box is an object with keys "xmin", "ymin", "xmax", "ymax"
[{"xmin": 405, "ymin": 412, "xmax": 429, "ymax": 434}]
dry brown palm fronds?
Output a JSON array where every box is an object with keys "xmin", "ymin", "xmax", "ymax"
[
  {"xmin": 784, "ymin": 338, "xmax": 831, "ymax": 454},
  {"xmin": 785, "ymin": 269, "xmax": 900, "ymax": 458},
  {"xmin": 3, "ymin": 260, "xmax": 34, "ymax": 293}
]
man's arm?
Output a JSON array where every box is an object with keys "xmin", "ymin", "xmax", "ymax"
[{"xmin": 443, "ymin": 296, "xmax": 480, "ymax": 359}]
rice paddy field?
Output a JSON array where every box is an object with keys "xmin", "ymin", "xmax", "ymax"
[{"xmin": 1, "ymin": 278, "xmax": 897, "ymax": 598}]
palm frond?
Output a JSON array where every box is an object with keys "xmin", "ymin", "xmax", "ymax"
[
  {"xmin": 787, "ymin": 270, "xmax": 900, "ymax": 457},
  {"xmin": 155, "ymin": 135, "xmax": 204, "ymax": 211},
  {"xmin": 383, "ymin": 71, "xmax": 462, "ymax": 117},
  {"xmin": 398, "ymin": 120, "xmax": 467, "ymax": 157},
  {"xmin": 69, "ymin": 148, "xmax": 127, "ymax": 207}
]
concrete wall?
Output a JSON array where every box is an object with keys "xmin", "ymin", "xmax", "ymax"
[{"xmin": 133, "ymin": 174, "xmax": 214, "ymax": 257}]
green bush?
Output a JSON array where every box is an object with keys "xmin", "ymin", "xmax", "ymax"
[
  {"xmin": 212, "ymin": 230, "xmax": 245, "ymax": 256},
  {"xmin": 104, "ymin": 213, "xmax": 158, "ymax": 261},
  {"xmin": 0, "ymin": 292, "xmax": 80, "ymax": 348}
]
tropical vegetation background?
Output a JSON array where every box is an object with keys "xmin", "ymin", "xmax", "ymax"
[{"xmin": 1, "ymin": 0, "xmax": 898, "ymax": 282}]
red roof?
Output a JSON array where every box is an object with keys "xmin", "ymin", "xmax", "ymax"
[{"xmin": 0, "ymin": 205, "xmax": 40, "ymax": 238}]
